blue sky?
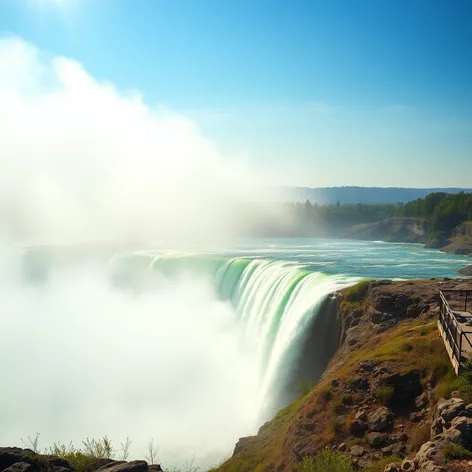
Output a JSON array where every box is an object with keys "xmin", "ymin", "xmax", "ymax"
[{"xmin": 1, "ymin": 0, "xmax": 471, "ymax": 187}]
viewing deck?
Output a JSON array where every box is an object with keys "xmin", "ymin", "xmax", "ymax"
[{"xmin": 438, "ymin": 289, "xmax": 472, "ymax": 375}]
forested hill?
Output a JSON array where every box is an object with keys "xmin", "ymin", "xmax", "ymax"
[
  {"xmin": 270, "ymin": 192, "xmax": 472, "ymax": 257},
  {"xmin": 279, "ymin": 186, "xmax": 472, "ymax": 205}
]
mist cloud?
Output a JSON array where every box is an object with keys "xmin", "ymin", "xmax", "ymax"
[{"xmin": 0, "ymin": 36, "xmax": 258, "ymax": 245}]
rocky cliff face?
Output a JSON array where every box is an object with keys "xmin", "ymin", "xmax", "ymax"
[
  {"xmin": 216, "ymin": 279, "xmax": 472, "ymax": 472},
  {"xmin": 453, "ymin": 223, "xmax": 472, "ymax": 238},
  {"xmin": 350, "ymin": 218, "xmax": 431, "ymax": 244}
]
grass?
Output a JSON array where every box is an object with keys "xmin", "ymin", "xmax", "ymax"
[
  {"xmin": 409, "ymin": 424, "xmax": 431, "ymax": 452},
  {"xmin": 435, "ymin": 361, "xmax": 472, "ymax": 403},
  {"xmin": 374, "ymin": 385, "xmax": 394, "ymax": 406},
  {"xmin": 442, "ymin": 443, "xmax": 472, "ymax": 460},
  {"xmin": 364, "ymin": 456, "xmax": 403, "ymax": 472},
  {"xmin": 298, "ymin": 450, "xmax": 354, "ymax": 472},
  {"xmin": 344, "ymin": 280, "xmax": 372, "ymax": 302}
]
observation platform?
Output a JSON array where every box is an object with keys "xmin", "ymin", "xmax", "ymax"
[{"xmin": 438, "ymin": 289, "xmax": 472, "ymax": 375}]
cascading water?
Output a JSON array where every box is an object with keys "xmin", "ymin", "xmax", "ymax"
[{"xmin": 109, "ymin": 252, "xmax": 359, "ymax": 417}]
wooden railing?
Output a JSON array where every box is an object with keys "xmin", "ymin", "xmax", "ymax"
[{"xmin": 439, "ymin": 290, "xmax": 472, "ymax": 374}]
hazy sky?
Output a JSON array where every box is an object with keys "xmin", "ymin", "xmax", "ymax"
[{"xmin": 1, "ymin": 0, "xmax": 471, "ymax": 187}]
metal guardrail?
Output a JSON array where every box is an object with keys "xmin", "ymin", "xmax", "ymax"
[{"xmin": 439, "ymin": 290, "xmax": 472, "ymax": 373}]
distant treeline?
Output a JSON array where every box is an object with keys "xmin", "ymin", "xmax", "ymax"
[{"xmin": 278, "ymin": 192, "xmax": 472, "ymax": 239}]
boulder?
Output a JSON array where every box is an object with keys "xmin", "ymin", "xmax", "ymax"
[
  {"xmin": 359, "ymin": 361, "xmax": 375, "ymax": 372},
  {"xmin": 97, "ymin": 461, "xmax": 148, "ymax": 472},
  {"xmin": 450, "ymin": 415, "xmax": 472, "ymax": 441},
  {"xmin": 368, "ymin": 406, "xmax": 394, "ymax": 432},
  {"xmin": 430, "ymin": 418, "xmax": 444, "ymax": 437},
  {"xmin": 439, "ymin": 427, "xmax": 462, "ymax": 444},
  {"xmin": 367, "ymin": 432, "xmax": 387, "ymax": 447},
  {"xmin": 349, "ymin": 419, "xmax": 368, "ymax": 435},
  {"xmin": 355, "ymin": 410, "xmax": 368, "ymax": 421},
  {"xmin": 0, "ymin": 449, "xmax": 35, "ymax": 471},
  {"xmin": 418, "ymin": 461, "xmax": 446, "ymax": 472},
  {"xmin": 338, "ymin": 443, "xmax": 347, "ymax": 452},
  {"xmin": 148, "ymin": 466, "xmax": 163, "ymax": 472},
  {"xmin": 2, "ymin": 463, "xmax": 37, "ymax": 472},
  {"xmin": 400, "ymin": 458, "xmax": 417, "ymax": 471},
  {"xmin": 350, "ymin": 377, "xmax": 370, "ymax": 392},
  {"xmin": 414, "ymin": 441, "xmax": 442, "ymax": 467},
  {"xmin": 437, "ymin": 397, "xmax": 465, "ymax": 422},
  {"xmin": 350, "ymin": 445, "xmax": 365, "ymax": 457},
  {"xmin": 415, "ymin": 393, "xmax": 428, "ymax": 410},
  {"xmin": 384, "ymin": 464, "xmax": 400, "ymax": 472}
]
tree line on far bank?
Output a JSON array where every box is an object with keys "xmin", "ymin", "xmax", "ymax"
[{"xmin": 274, "ymin": 191, "xmax": 472, "ymax": 239}]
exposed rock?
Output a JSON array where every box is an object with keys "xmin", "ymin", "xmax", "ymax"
[
  {"xmin": 349, "ymin": 419, "xmax": 368, "ymax": 435},
  {"xmin": 2, "ymin": 463, "xmax": 37, "ymax": 472},
  {"xmin": 337, "ymin": 443, "xmax": 347, "ymax": 452},
  {"xmin": 392, "ymin": 432, "xmax": 408, "ymax": 443},
  {"xmin": 430, "ymin": 418, "xmax": 444, "ymax": 437},
  {"xmin": 359, "ymin": 360, "xmax": 375, "ymax": 372},
  {"xmin": 439, "ymin": 427, "xmax": 462, "ymax": 444},
  {"xmin": 52, "ymin": 467, "xmax": 71, "ymax": 472},
  {"xmin": 437, "ymin": 397, "xmax": 465, "ymax": 422},
  {"xmin": 414, "ymin": 441, "xmax": 443, "ymax": 468},
  {"xmin": 415, "ymin": 393, "xmax": 429, "ymax": 410},
  {"xmin": 97, "ymin": 461, "xmax": 148, "ymax": 472},
  {"xmin": 148, "ymin": 466, "xmax": 164, "ymax": 472},
  {"xmin": 0, "ymin": 448, "xmax": 35, "ymax": 471},
  {"xmin": 96, "ymin": 461, "xmax": 126, "ymax": 471},
  {"xmin": 383, "ymin": 463, "xmax": 400, "ymax": 472},
  {"xmin": 418, "ymin": 461, "xmax": 446, "ymax": 472},
  {"xmin": 350, "ymin": 377, "xmax": 370, "ymax": 392},
  {"xmin": 355, "ymin": 409, "xmax": 367, "ymax": 421},
  {"xmin": 450, "ymin": 415, "xmax": 472, "ymax": 441},
  {"xmin": 350, "ymin": 445, "xmax": 365, "ymax": 457},
  {"xmin": 45, "ymin": 458, "xmax": 72, "ymax": 469},
  {"xmin": 367, "ymin": 432, "xmax": 387, "ymax": 447},
  {"xmin": 400, "ymin": 458, "xmax": 417, "ymax": 471},
  {"xmin": 368, "ymin": 406, "xmax": 394, "ymax": 432}
]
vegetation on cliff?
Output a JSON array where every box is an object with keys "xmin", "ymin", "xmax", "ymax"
[{"xmin": 215, "ymin": 280, "xmax": 472, "ymax": 472}]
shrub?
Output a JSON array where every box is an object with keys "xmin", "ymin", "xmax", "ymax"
[
  {"xmin": 374, "ymin": 385, "xmax": 394, "ymax": 406},
  {"xmin": 298, "ymin": 450, "xmax": 354, "ymax": 472},
  {"xmin": 442, "ymin": 442, "xmax": 472, "ymax": 460},
  {"xmin": 61, "ymin": 452, "xmax": 97, "ymax": 472},
  {"xmin": 409, "ymin": 424, "xmax": 431, "ymax": 451}
]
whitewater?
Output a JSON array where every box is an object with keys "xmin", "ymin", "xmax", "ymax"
[{"xmin": 0, "ymin": 238, "xmax": 470, "ymax": 468}]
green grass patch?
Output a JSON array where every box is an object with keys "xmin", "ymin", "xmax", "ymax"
[
  {"xmin": 374, "ymin": 385, "xmax": 394, "ymax": 406},
  {"xmin": 298, "ymin": 450, "xmax": 354, "ymax": 472},
  {"xmin": 344, "ymin": 280, "xmax": 372, "ymax": 302},
  {"xmin": 442, "ymin": 442, "xmax": 472, "ymax": 460},
  {"xmin": 364, "ymin": 456, "xmax": 403, "ymax": 472},
  {"xmin": 409, "ymin": 424, "xmax": 431, "ymax": 452}
]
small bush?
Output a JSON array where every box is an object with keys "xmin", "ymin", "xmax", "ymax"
[
  {"xmin": 409, "ymin": 423, "xmax": 431, "ymax": 451},
  {"xmin": 61, "ymin": 452, "xmax": 97, "ymax": 472},
  {"xmin": 299, "ymin": 450, "xmax": 354, "ymax": 472},
  {"xmin": 442, "ymin": 442, "xmax": 472, "ymax": 460},
  {"xmin": 82, "ymin": 437, "xmax": 114, "ymax": 459},
  {"xmin": 374, "ymin": 385, "xmax": 394, "ymax": 406}
]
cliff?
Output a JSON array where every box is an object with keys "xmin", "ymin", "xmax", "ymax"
[
  {"xmin": 348, "ymin": 218, "xmax": 430, "ymax": 244},
  {"xmin": 215, "ymin": 279, "xmax": 472, "ymax": 472}
]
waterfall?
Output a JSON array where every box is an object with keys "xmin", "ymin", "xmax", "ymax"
[{"xmin": 109, "ymin": 252, "xmax": 359, "ymax": 415}]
